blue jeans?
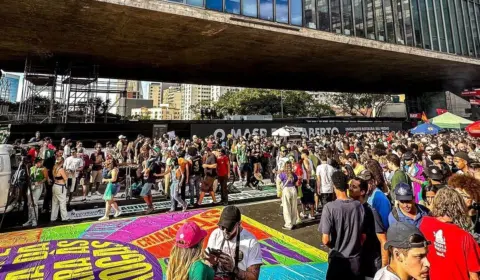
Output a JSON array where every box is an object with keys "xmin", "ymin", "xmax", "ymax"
[
  {"xmin": 170, "ymin": 181, "xmax": 186, "ymax": 211},
  {"xmin": 188, "ymin": 175, "xmax": 201, "ymax": 204}
]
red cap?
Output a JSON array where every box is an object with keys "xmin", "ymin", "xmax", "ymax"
[{"xmin": 176, "ymin": 221, "xmax": 208, "ymax": 248}]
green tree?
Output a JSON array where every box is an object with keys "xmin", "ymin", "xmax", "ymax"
[
  {"xmin": 327, "ymin": 93, "xmax": 392, "ymax": 116},
  {"xmin": 215, "ymin": 89, "xmax": 334, "ymax": 118}
]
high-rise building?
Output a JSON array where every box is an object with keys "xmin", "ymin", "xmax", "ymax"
[
  {"xmin": 131, "ymin": 104, "xmax": 181, "ymax": 120},
  {"xmin": 0, "ymin": 73, "xmax": 20, "ymax": 102},
  {"xmin": 211, "ymin": 86, "xmax": 244, "ymax": 102},
  {"xmin": 126, "ymin": 81, "xmax": 142, "ymax": 99},
  {"xmin": 149, "ymin": 82, "xmax": 180, "ymax": 107},
  {"xmin": 181, "ymin": 84, "xmax": 213, "ymax": 120}
]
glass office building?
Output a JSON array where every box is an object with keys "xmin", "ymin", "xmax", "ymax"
[{"xmin": 171, "ymin": 0, "xmax": 480, "ymax": 58}]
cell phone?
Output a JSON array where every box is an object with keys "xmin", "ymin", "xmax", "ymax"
[{"xmin": 206, "ymin": 248, "xmax": 223, "ymax": 256}]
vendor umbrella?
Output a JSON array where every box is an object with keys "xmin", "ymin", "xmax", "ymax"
[
  {"xmin": 466, "ymin": 121, "xmax": 480, "ymax": 137},
  {"xmin": 411, "ymin": 123, "xmax": 442, "ymax": 135}
]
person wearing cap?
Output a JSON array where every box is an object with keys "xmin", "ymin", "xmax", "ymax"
[
  {"xmin": 319, "ymin": 171, "xmax": 365, "ymax": 280},
  {"xmin": 419, "ymin": 187, "xmax": 480, "ymax": 280},
  {"xmin": 166, "ymin": 221, "xmax": 214, "ymax": 280},
  {"xmin": 454, "ymin": 151, "xmax": 475, "ymax": 176},
  {"xmin": 402, "ymin": 152, "xmax": 424, "ymax": 203},
  {"xmin": 374, "ymin": 222, "xmax": 430, "ymax": 280},
  {"xmin": 347, "ymin": 153, "xmax": 365, "ymax": 176},
  {"xmin": 206, "ymin": 206, "xmax": 263, "ymax": 279},
  {"xmin": 348, "ymin": 177, "xmax": 388, "ymax": 276},
  {"xmin": 23, "ymin": 157, "xmax": 48, "ymax": 227},
  {"xmin": 388, "ymin": 182, "xmax": 429, "ymax": 228},
  {"xmin": 386, "ymin": 154, "xmax": 409, "ymax": 201}
]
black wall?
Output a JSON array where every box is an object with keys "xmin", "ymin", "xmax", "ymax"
[{"xmin": 10, "ymin": 118, "xmax": 410, "ymax": 146}]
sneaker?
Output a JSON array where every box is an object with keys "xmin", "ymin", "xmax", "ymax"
[
  {"xmin": 282, "ymin": 226, "xmax": 293, "ymax": 230},
  {"xmin": 307, "ymin": 214, "xmax": 315, "ymax": 220},
  {"xmin": 145, "ymin": 207, "xmax": 154, "ymax": 215},
  {"xmin": 31, "ymin": 222, "xmax": 37, "ymax": 227},
  {"xmin": 299, "ymin": 212, "xmax": 306, "ymax": 219},
  {"xmin": 114, "ymin": 210, "xmax": 122, "ymax": 218},
  {"xmin": 98, "ymin": 216, "xmax": 109, "ymax": 221},
  {"xmin": 94, "ymin": 191, "xmax": 102, "ymax": 196},
  {"xmin": 87, "ymin": 192, "xmax": 92, "ymax": 197},
  {"xmin": 22, "ymin": 221, "xmax": 32, "ymax": 227},
  {"xmin": 81, "ymin": 197, "xmax": 87, "ymax": 202},
  {"xmin": 182, "ymin": 204, "xmax": 188, "ymax": 212}
]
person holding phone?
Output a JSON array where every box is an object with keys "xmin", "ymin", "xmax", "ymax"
[
  {"xmin": 167, "ymin": 221, "xmax": 214, "ymax": 280},
  {"xmin": 206, "ymin": 206, "xmax": 263, "ymax": 280}
]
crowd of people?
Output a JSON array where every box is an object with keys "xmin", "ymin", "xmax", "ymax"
[{"xmin": 7, "ymin": 129, "xmax": 480, "ymax": 279}]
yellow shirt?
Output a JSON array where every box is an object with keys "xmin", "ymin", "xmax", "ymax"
[{"xmin": 353, "ymin": 164, "xmax": 365, "ymax": 176}]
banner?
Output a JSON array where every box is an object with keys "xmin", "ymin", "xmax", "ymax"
[
  {"xmin": 0, "ymin": 209, "xmax": 329, "ymax": 279},
  {"xmin": 191, "ymin": 121, "xmax": 403, "ymax": 140}
]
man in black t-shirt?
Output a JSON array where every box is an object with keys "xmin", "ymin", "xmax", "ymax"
[
  {"xmin": 349, "ymin": 177, "xmax": 388, "ymax": 278},
  {"xmin": 197, "ymin": 148, "xmax": 217, "ymax": 206},
  {"xmin": 141, "ymin": 156, "xmax": 160, "ymax": 214},
  {"xmin": 187, "ymin": 147, "xmax": 203, "ymax": 206}
]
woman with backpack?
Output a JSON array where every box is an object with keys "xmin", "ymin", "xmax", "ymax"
[
  {"xmin": 98, "ymin": 159, "xmax": 122, "ymax": 221},
  {"xmin": 169, "ymin": 158, "xmax": 188, "ymax": 212}
]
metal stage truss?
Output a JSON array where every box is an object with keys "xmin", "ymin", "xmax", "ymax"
[{"xmin": 17, "ymin": 59, "xmax": 128, "ymax": 123}]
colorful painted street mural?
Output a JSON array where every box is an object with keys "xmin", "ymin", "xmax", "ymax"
[{"xmin": 0, "ymin": 208, "xmax": 328, "ymax": 279}]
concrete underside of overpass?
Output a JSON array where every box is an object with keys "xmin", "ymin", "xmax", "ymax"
[{"xmin": 2, "ymin": 0, "xmax": 480, "ymax": 93}]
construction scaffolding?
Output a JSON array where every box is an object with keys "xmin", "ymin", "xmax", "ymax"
[
  {"xmin": 17, "ymin": 59, "xmax": 128, "ymax": 123},
  {"xmin": 0, "ymin": 71, "xmax": 11, "ymax": 102}
]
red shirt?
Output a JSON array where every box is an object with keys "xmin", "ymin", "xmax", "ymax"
[
  {"xmin": 216, "ymin": 155, "xmax": 230, "ymax": 177},
  {"xmin": 419, "ymin": 216, "xmax": 480, "ymax": 280},
  {"xmin": 27, "ymin": 148, "xmax": 37, "ymax": 162}
]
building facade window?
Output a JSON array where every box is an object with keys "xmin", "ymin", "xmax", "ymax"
[
  {"xmin": 276, "ymin": 0, "xmax": 289, "ymax": 23},
  {"xmin": 226, "ymin": 0, "xmax": 241, "ymax": 13},
  {"xmin": 172, "ymin": 0, "xmax": 480, "ymax": 59},
  {"xmin": 260, "ymin": 0, "xmax": 274, "ymax": 20},
  {"xmin": 243, "ymin": 0, "xmax": 258, "ymax": 17}
]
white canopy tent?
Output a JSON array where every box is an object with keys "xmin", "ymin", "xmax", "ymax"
[{"xmin": 272, "ymin": 126, "xmax": 304, "ymax": 137}]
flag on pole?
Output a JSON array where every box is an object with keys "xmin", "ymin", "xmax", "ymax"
[{"xmin": 421, "ymin": 112, "xmax": 429, "ymax": 123}]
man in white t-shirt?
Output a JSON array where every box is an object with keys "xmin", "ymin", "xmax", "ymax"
[
  {"xmin": 206, "ymin": 206, "xmax": 263, "ymax": 279},
  {"xmin": 315, "ymin": 154, "xmax": 335, "ymax": 212}
]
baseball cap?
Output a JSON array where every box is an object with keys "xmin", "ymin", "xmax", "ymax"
[
  {"xmin": 357, "ymin": 170, "xmax": 372, "ymax": 181},
  {"xmin": 394, "ymin": 182, "xmax": 414, "ymax": 201},
  {"xmin": 118, "ymin": 135, "xmax": 126, "ymax": 139},
  {"xmin": 384, "ymin": 222, "xmax": 430, "ymax": 250},
  {"xmin": 403, "ymin": 152, "xmax": 414, "ymax": 161},
  {"xmin": 454, "ymin": 151, "xmax": 471, "ymax": 163},
  {"xmin": 218, "ymin": 206, "xmax": 242, "ymax": 232},
  {"xmin": 427, "ymin": 165, "xmax": 444, "ymax": 181},
  {"xmin": 175, "ymin": 221, "xmax": 208, "ymax": 249}
]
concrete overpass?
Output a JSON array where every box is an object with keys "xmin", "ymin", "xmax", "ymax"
[{"xmin": 1, "ymin": 0, "xmax": 480, "ymax": 93}]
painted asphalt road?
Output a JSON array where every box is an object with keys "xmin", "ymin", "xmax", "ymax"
[
  {"xmin": 237, "ymin": 200, "xmax": 328, "ymax": 252},
  {"xmin": 0, "ymin": 204, "xmax": 329, "ymax": 279}
]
